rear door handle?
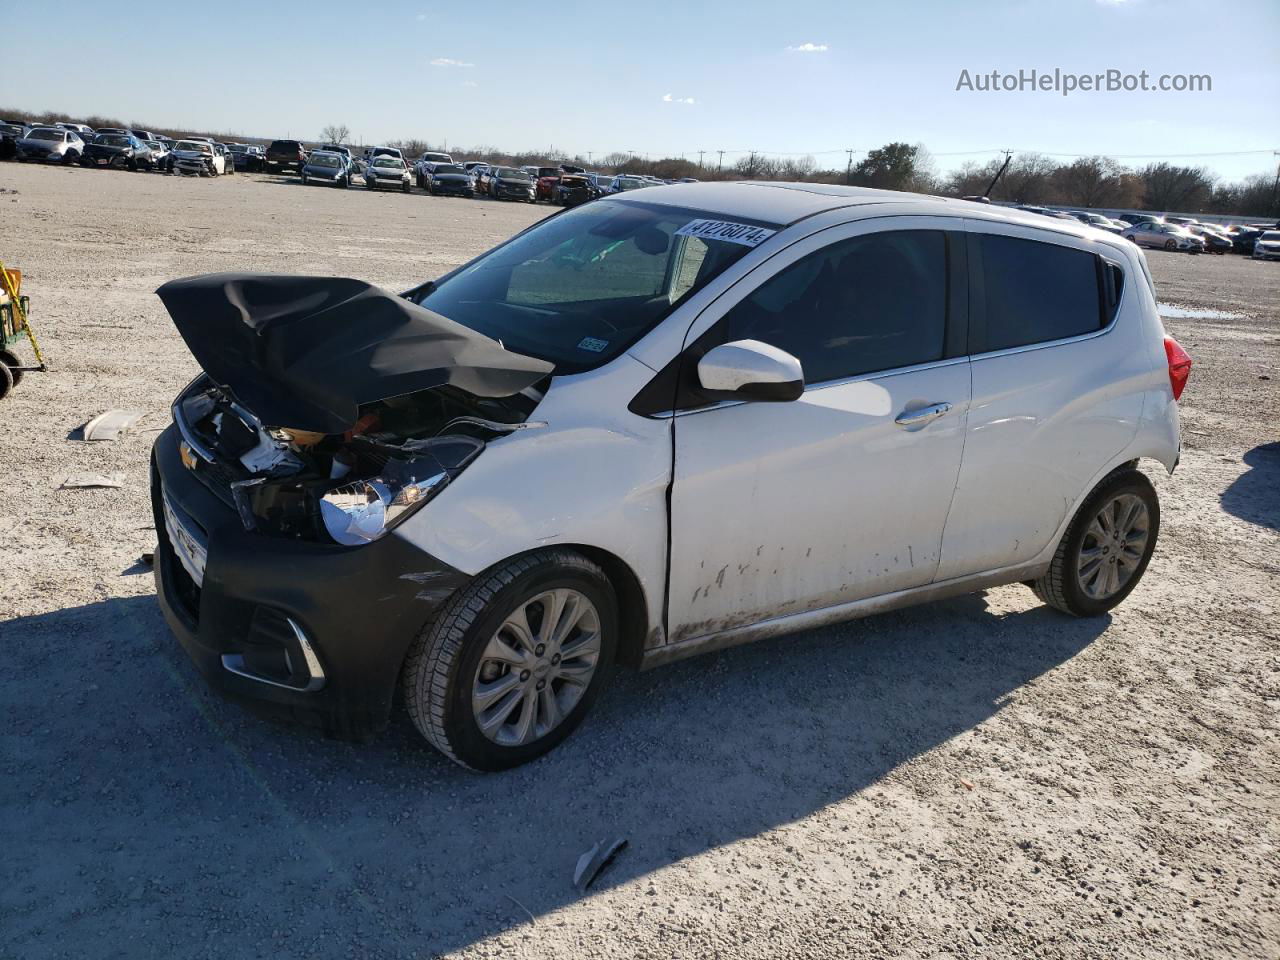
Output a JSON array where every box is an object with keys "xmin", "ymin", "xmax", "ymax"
[{"xmin": 895, "ymin": 401, "xmax": 953, "ymax": 427}]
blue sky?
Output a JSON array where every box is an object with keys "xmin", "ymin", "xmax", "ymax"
[{"xmin": 5, "ymin": 0, "xmax": 1277, "ymax": 181}]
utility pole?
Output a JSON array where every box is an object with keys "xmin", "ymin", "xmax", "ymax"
[
  {"xmin": 984, "ymin": 149, "xmax": 1014, "ymax": 199},
  {"xmin": 697, "ymin": 150, "xmax": 705, "ymax": 168},
  {"xmin": 1271, "ymin": 150, "xmax": 1280, "ymax": 218},
  {"xmin": 587, "ymin": 151, "xmax": 593, "ymax": 163},
  {"xmin": 845, "ymin": 148, "xmax": 854, "ymax": 185},
  {"xmin": 716, "ymin": 150, "xmax": 724, "ymax": 173}
]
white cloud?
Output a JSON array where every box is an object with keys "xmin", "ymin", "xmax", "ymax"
[
  {"xmin": 462, "ymin": 80, "xmax": 478, "ymax": 87},
  {"xmin": 416, "ymin": 12, "xmax": 426, "ymax": 20},
  {"xmin": 662, "ymin": 93, "xmax": 696, "ymax": 105},
  {"xmin": 430, "ymin": 57, "xmax": 474, "ymax": 67},
  {"xmin": 786, "ymin": 42, "xmax": 828, "ymax": 53}
]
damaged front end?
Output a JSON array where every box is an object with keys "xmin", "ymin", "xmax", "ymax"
[
  {"xmin": 172, "ymin": 375, "xmax": 542, "ymax": 544},
  {"xmin": 160, "ymin": 273, "xmax": 555, "ymax": 547}
]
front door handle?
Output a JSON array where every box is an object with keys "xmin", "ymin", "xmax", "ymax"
[{"xmin": 895, "ymin": 401, "xmax": 952, "ymax": 427}]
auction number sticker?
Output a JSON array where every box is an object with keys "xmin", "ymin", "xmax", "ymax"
[{"xmin": 675, "ymin": 219, "xmax": 776, "ymax": 247}]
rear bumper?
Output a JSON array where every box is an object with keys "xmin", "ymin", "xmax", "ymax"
[{"xmin": 150, "ymin": 424, "xmax": 471, "ymax": 739}]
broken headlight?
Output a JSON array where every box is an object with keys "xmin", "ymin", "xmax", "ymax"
[{"xmin": 319, "ymin": 462, "xmax": 449, "ymax": 546}]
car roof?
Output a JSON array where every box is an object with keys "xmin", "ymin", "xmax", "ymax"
[{"xmin": 604, "ymin": 181, "xmax": 1126, "ymax": 242}]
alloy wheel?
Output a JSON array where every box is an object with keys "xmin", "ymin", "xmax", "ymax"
[
  {"xmin": 471, "ymin": 588, "xmax": 602, "ymax": 747},
  {"xmin": 1076, "ymin": 493, "xmax": 1149, "ymax": 600}
]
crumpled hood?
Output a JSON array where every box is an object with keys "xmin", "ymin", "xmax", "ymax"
[{"xmin": 157, "ymin": 273, "xmax": 554, "ymax": 434}]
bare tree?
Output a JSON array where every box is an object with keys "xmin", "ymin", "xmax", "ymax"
[
  {"xmin": 320, "ymin": 123, "xmax": 351, "ymax": 145},
  {"xmin": 1053, "ymin": 156, "xmax": 1133, "ymax": 208},
  {"xmin": 1139, "ymin": 162, "xmax": 1216, "ymax": 213},
  {"xmin": 999, "ymin": 153, "xmax": 1060, "ymax": 204}
]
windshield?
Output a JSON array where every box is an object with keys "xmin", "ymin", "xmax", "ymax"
[
  {"xmin": 310, "ymin": 155, "xmax": 341, "ymax": 168},
  {"xmin": 29, "ymin": 129, "xmax": 63, "ymax": 141},
  {"xmin": 97, "ymin": 135, "xmax": 130, "ymax": 146},
  {"xmin": 0, "ymin": 125, "xmax": 22, "ymax": 136},
  {"xmin": 417, "ymin": 200, "xmax": 778, "ymax": 373},
  {"xmin": 498, "ymin": 169, "xmax": 530, "ymax": 181},
  {"xmin": 373, "ymin": 157, "xmax": 404, "ymax": 168},
  {"xmin": 1262, "ymin": 232, "xmax": 1280, "ymax": 242},
  {"xmin": 229, "ymin": 144, "xmax": 247, "ymax": 153},
  {"xmin": 176, "ymin": 141, "xmax": 210, "ymax": 153},
  {"xmin": 424, "ymin": 153, "xmax": 451, "ymax": 162},
  {"xmin": 434, "ymin": 165, "xmax": 465, "ymax": 175}
]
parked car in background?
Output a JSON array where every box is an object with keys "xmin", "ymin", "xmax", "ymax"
[
  {"xmin": 1253, "ymin": 231, "xmax": 1280, "ymax": 261},
  {"xmin": 265, "ymin": 139, "xmax": 308, "ymax": 174},
  {"xmin": 368, "ymin": 146, "xmax": 403, "ymax": 162},
  {"xmin": 81, "ymin": 133, "xmax": 154, "ymax": 170},
  {"xmin": 1121, "ymin": 221, "xmax": 1203, "ymax": 253},
  {"xmin": 488, "ymin": 166, "xmax": 536, "ymax": 202},
  {"xmin": 1069, "ymin": 212, "xmax": 1125, "ymax": 234},
  {"xmin": 1228, "ymin": 226, "xmax": 1265, "ymax": 254},
  {"xmin": 364, "ymin": 153, "xmax": 411, "ymax": 192},
  {"xmin": 608, "ymin": 175, "xmax": 648, "ymax": 193},
  {"xmin": 15, "ymin": 127, "xmax": 84, "ymax": 164},
  {"xmin": 1164, "ymin": 216, "xmax": 1197, "ymax": 227},
  {"xmin": 300, "ymin": 150, "xmax": 353, "ymax": 188},
  {"xmin": 171, "ymin": 139, "xmax": 227, "ymax": 177},
  {"xmin": 56, "ymin": 122, "xmax": 95, "ymax": 139},
  {"xmin": 1117, "ymin": 213, "xmax": 1161, "ymax": 226},
  {"xmin": 414, "ymin": 152, "xmax": 455, "ymax": 188},
  {"xmin": 1185, "ymin": 224, "xmax": 1232, "ymax": 254},
  {"xmin": 426, "ymin": 163, "xmax": 474, "ymax": 197},
  {"xmin": 583, "ymin": 173, "xmax": 613, "ymax": 195},
  {"xmin": 554, "ymin": 173, "xmax": 596, "ymax": 207},
  {"xmin": 130, "ymin": 129, "xmax": 157, "ymax": 143},
  {"xmin": 150, "ymin": 183, "xmax": 1188, "ymax": 770},
  {"xmin": 229, "ymin": 143, "xmax": 265, "ymax": 172},
  {"xmin": 214, "ymin": 143, "xmax": 236, "ymax": 175},
  {"xmin": 533, "ymin": 166, "xmax": 561, "ymax": 201},
  {"xmin": 146, "ymin": 140, "xmax": 169, "ymax": 168},
  {"xmin": 0, "ymin": 122, "xmax": 28, "ymax": 160},
  {"xmin": 94, "ymin": 127, "xmax": 129, "ymax": 137}
]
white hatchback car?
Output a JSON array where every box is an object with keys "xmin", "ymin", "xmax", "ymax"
[{"xmin": 152, "ymin": 184, "xmax": 1191, "ymax": 770}]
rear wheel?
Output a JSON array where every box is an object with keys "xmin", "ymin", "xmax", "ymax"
[
  {"xmin": 0, "ymin": 361, "xmax": 14, "ymax": 401},
  {"xmin": 403, "ymin": 550, "xmax": 617, "ymax": 771},
  {"xmin": 1031, "ymin": 470, "xmax": 1159, "ymax": 617},
  {"xmin": 0, "ymin": 350, "xmax": 21, "ymax": 387}
]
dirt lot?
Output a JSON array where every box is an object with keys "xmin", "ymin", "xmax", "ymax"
[{"xmin": 1, "ymin": 163, "xmax": 1277, "ymax": 960}]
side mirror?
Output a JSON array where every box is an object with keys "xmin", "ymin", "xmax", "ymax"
[{"xmin": 697, "ymin": 339, "xmax": 804, "ymax": 403}]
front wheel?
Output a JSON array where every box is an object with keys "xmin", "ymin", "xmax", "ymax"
[
  {"xmin": 403, "ymin": 550, "xmax": 617, "ymax": 771},
  {"xmin": 1164, "ymin": 239, "xmax": 1177, "ymax": 250},
  {"xmin": 1031, "ymin": 469, "xmax": 1159, "ymax": 617}
]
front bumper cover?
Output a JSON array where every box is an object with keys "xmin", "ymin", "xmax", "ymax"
[{"xmin": 150, "ymin": 424, "xmax": 471, "ymax": 739}]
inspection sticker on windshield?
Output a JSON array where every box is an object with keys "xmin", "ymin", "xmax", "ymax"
[
  {"xmin": 577, "ymin": 336, "xmax": 610, "ymax": 353},
  {"xmin": 675, "ymin": 219, "xmax": 776, "ymax": 247}
]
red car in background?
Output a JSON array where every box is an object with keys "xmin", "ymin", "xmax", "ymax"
[{"xmin": 534, "ymin": 166, "xmax": 561, "ymax": 202}]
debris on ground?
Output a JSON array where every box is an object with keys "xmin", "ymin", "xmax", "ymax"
[
  {"xmin": 78, "ymin": 410, "xmax": 145, "ymax": 441},
  {"xmin": 60, "ymin": 473, "xmax": 124, "ymax": 490},
  {"xmin": 139, "ymin": 552, "xmax": 154, "ymax": 566},
  {"xmin": 574, "ymin": 837, "xmax": 628, "ymax": 892}
]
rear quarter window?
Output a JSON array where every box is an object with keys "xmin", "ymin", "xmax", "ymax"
[{"xmin": 976, "ymin": 234, "xmax": 1105, "ymax": 352}]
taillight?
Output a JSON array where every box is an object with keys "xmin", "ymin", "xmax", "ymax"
[{"xmin": 1164, "ymin": 336, "xmax": 1192, "ymax": 401}]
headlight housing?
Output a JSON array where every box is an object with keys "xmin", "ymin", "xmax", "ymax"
[
  {"xmin": 321, "ymin": 468, "xmax": 447, "ymax": 546},
  {"xmin": 317, "ymin": 437, "xmax": 483, "ymax": 546}
]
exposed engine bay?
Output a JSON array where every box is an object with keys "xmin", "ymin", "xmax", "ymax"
[{"xmin": 176, "ymin": 377, "xmax": 543, "ymax": 545}]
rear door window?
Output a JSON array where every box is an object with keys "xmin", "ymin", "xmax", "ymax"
[{"xmin": 975, "ymin": 234, "xmax": 1104, "ymax": 352}]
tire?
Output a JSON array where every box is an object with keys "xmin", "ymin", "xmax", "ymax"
[
  {"xmin": 341, "ymin": 175, "xmax": 349, "ymax": 189},
  {"xmin": 0, "ymin": 349, "xmax": 21, "ymax": 387},
  {"xmin": 1031, "ymin": 469, "xmax": 1160, "ymax": 617},
  {"xmin": 301, "ymin": 174, "xmax": 308, "ymax": 186},
  {"xmin": 0, "ymin": 360, "xmax": 13, "ymax": 400},
  {"xmin": 1164, "ymin": 239, "xmax": 1177, "ymax": 250},
  {"xmin": 403, "ymin": 550, "xmax": 618, "ymax": 771},
  {"xmin": 402, "ymin": 181, "xmax": 410, "ymax": 193},
  {"xmin": 63, "ymin": 151, "xmax": 79, "ymax": 165}
]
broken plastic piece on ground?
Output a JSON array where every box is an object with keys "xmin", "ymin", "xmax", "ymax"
[
  {"xmin": 61, "ymin": 473, "xmax": 124, "ymax": 489},
  {"xmin": 573, "ymin": 837, "xmax": 628, "ymax": 891},
  {"xmin": 80, "ymin": 410, "xmax": 144, "ymax": 441},
  {"xmin": 140, "ymin": 552, "xmax": 154, "ymax": 566}
]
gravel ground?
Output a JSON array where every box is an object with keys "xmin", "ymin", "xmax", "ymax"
[{"xmin": 1, "ymin": 163, "xmax": 1277, "ymax": 960}]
